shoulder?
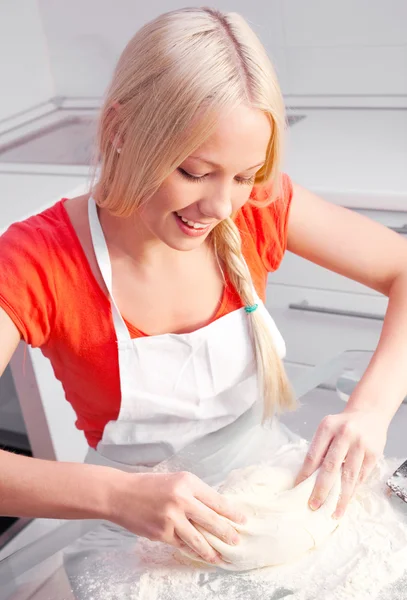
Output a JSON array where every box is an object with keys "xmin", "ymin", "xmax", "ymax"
[
  {"xmin": 0, "ymin": 195, "xmax": 90, "ymax": 260},
  {"xmin": 249, "ymin": 172, "xmax": 293, "ymax": 206},
  {"xmin": 0, "ymin": 199, "xmax": 77, "ymax": 346},
  {"xmin": 235, "ymin": 172, "xmax": 294, "ymax": 272},
  {"xmin": 235, "ymin": 172, "xmax": 294, "ymax": 242},
  {"xmin": 1, "ymin": 199, "xmax": 69, "ymax": 252}
]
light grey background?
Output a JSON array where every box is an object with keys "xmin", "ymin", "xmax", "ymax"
[{"xmin": 1, "ymin": 0, "xmax": 407, "ymax": 122}]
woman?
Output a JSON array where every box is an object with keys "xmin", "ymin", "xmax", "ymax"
[{"xmin": 1, "ymin": 6, "xmax": 407, "ymax": 567}]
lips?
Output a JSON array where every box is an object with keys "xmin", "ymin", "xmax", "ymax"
[
  {"xmin": 175, "ymin": 211, "xmax": 211, "ymax": 230},
  {"xmin": 174, "ymin": 213, "xmax": 212, "ymax": 237}
]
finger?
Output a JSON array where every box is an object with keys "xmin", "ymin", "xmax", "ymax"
[
  {"xmin": 194, "ymin": 483, "xmax": 247, "ymax": 525},
  {"xmin": 173, "ymin": 532, "xmax": 205, "ymax": 563},
  {"xmin": 309, "ymin": 436, "xmax": 349, "ymax": 510},
  {"xmin": 187, "ymin": 498, "xmax": 240, "ymax": 546},
  {"xmin": 176, "ymin": 518, "xmax": 221, "ymax": 564},
  {"xmin": 333, "ymin": 447, "xmax": 365, "ymax": 519},
  {"xmin": 358, "ymin": 453, "xmax": 377, "ymax": 484},
  {"xmin": 295, "ymin": 418, "xmax": 335, "ymax": 485}
]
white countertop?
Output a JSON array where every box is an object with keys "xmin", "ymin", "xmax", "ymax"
[{"xmin": 284, "ymin": 108, "xmax": 407, "ymax": 211}]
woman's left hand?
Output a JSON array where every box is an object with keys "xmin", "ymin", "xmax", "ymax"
[{"xmin": 294, "ymin": 408, "xmax": 389, "ymax": 519}]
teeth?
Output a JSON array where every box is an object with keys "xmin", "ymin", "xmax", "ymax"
[{"xmin": 177, "ymin": 213, "xmax": 207, "ymax": 229}]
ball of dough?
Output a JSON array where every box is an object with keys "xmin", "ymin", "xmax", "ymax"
[{"xmin": 181, "ymin": 464, "xmax": 342, "ymax": 571}]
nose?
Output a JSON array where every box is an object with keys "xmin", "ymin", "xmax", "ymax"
[{"xmin": 198, "ymin": 188, "xmax": 233, "ymax": 222}]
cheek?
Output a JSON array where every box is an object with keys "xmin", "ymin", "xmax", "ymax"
[
  {"xmin": 147, "ymin": 175, "xmax": 253, "ymax": 219},
  {"xmin": 140, "ymin": 192, "xmax": 177, "ymax": 225},
  {"xmin": 155, "ymin": 179, "xmax": 194, "ymax": 213}
]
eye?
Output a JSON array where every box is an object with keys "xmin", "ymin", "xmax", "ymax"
[
  {"xmin": 177, "ymin": 168, "xmax": 256, "ymax": 186},
  {"xmin": 238, "ymin": 175, "xmax": 256, "ymax": 186},
  {"xmin": 177, "ymin": 168, "xmax": 206, "ymax": 183}
]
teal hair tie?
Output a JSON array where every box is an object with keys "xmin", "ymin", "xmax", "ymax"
[{"xmin": 244, "ymin": 303, "xmax": 258, "ymax": 314}]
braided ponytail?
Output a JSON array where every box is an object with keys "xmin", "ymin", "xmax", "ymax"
[
  {"xmin": 212, "ymin": 218, "xmax": 296, "ymax": 421},
  {"xmin": 89, "ymin": 5, "xmax": 298, "ymax": 421}
]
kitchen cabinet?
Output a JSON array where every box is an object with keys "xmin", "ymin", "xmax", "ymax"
[
  {"xmin": 267, "ymin": 283, "xmax": 386, "ymax": 367},
  {"xmin": 271, "ymin": 207, "xmax": 407, "ymax": 295},
  {"xmin": 267, "ymin": 206, "xmax": 405, "ymax": 372}
]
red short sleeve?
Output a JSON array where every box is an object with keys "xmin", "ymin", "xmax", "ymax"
[
  {"xmin": 0, "ymin": 220, "xmax": 56, "ymax": 347},
  {"xmin": 237, "ymin": 172, "xmax": 294, "ymax": 272}
]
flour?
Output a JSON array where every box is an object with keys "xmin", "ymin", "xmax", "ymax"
[{"xmin": 68, "ymin": 444, "xmax": 407, "ymax": 600}]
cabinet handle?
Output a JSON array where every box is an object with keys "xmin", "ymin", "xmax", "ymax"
[
  {"xmin": 288, "ymin": 301, "xmax": 384, "ymax": 321},
  {"xmin": 389, "ymin": 225, "xmax": 407, "ymax": 234}
]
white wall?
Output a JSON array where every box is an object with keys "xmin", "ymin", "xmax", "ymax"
[
  {"xmin": 1, "ymin": 0, "xmax": 405, "ymax": 118},
  {"xmin": 36, "ymin": 0, "xmax": 407, "ymax": 102},
  {"xmin": 0, "ymin": 0, "xmax": 54, "ymax": 122},
  {"xmin": 281, "ymin": 0, "xmax": 407, "ymax": 97},
  {"xmin": 37, "ymin": 0, "xmax": 284, "ymax": 98}
]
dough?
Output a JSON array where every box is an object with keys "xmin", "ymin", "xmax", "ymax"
[{"xmin": 181, "ymin": 463, "xmax": 342, "ymax": 571}]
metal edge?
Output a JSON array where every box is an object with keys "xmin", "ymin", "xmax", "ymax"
[{"xmin": 0, "ymin": 518, "xmax": 32, "ymax": 551}]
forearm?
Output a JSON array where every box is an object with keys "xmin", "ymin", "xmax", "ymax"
[
  {"xmin": 346, "ymin": 271, "xmax": 407, "ymax": 421},
  {"xmin": 0, "ymin": 449, "xmax": 122, "ymax": 521}
]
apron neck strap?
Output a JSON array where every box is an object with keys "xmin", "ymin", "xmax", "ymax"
[
  {"xmin": 87, "ymin": 196, "xmax": 131, "ymax": 342},
  {"xmin": 87, "ymin": 195, "xmax": 261, "ymax": 341}
]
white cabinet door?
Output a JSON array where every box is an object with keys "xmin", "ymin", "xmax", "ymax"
[
  {"xmin": 266, "ymin": 283, "xmax": 388, "ymax": 366},
  {"xmin": 269, "ymin": 252, "xmax": 382, "ymax": 295}
]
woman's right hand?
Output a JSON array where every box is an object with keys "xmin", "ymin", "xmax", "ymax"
[{"xmin": 108, "ymin": 470, "xmax": 246, "ymax": 564}]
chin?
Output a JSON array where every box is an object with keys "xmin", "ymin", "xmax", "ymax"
[
  {"xmin": 160, "ymin": 232, "xmax": 209, "ymax": 252},
  {"xmin": 164, "ymin": 237, "xmax": 206, "ymax": 252}
]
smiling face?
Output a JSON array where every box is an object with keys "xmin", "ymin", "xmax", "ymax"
[{"xmin": 138, "ymin": 104, "xmax": 272, "ymax": 251}]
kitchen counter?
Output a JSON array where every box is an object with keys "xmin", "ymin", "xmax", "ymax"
[{"xmin": 1, "ymin": 350, "xmax": 407, "ymax": 600}]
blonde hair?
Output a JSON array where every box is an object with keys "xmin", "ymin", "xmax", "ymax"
[{"xmin": 89, "ymin": 6, "xmax": 296, "ymax": 420}]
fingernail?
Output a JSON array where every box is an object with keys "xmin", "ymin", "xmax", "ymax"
[
  {"xmin": 231, "ymin": 534, "xmax": 240, "ymax": 545},
  {"xmin": 309, "ymin": 499, "xmax": 320, "ymax": 510},
  {"xmin": 237, "ymin": 514, "xmax": 247, "ymax": 524},
  {"xmin": 333, "ymin": 510, "xmax": 343, "ymax": 520}
]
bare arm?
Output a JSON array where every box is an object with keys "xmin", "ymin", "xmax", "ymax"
[
  {"xmin": 0, "ymin": 307, "xmax": 242, "ymax": 563},
  {"xmin": 288, "ymin": 183, "xmax": 407, "ymax": 517},
  {"xmin": 0, "ymin": 306, "xmax": 118, "ymax": 520},
  {"xmin": 0, "ymin": 448, "xmax": 118, "ymax": 520}
]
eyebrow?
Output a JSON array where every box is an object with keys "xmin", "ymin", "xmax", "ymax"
[{"xmin": 189, "ymin": 155, "xmax": 266, "ymax": 171}]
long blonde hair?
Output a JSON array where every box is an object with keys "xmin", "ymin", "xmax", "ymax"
[{"xmin": 89, "ymin": 6, "xmax": 296, "ymax": 420}]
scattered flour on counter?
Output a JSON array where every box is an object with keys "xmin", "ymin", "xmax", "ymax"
[{"xmin": 69, "ymin": 444, "xmax": 407, "ymax": 600}]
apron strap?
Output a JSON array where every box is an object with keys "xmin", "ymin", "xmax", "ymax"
[
  {"xmin": 87, "ymin": 196, "xmax": 131, "ymax": 342},
  {"xmin": 87, "ymin": 195, "xmax": 260, "ymax": 341}
]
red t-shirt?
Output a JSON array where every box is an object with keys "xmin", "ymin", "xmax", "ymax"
[{"xmin": 0, "ymin": 173, "xmax": 293, "ymax": 447}]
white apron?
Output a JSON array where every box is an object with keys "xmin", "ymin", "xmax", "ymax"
[
  {"xmin": 62, "ymin": 197, "xmax": 291, "ymax": 593},
  {"xmin": 84, "ymin": 196, "xmax": 288, "ymax": 484}
]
